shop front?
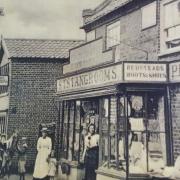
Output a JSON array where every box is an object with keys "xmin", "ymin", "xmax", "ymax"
[{"xmin": 56, "ymin": 62, "xmax": 174, "ymax": 180}]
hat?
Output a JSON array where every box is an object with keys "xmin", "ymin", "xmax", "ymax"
[{"xmin": 41, "ymin": 127, "xmax": 48, "ymax": 132}]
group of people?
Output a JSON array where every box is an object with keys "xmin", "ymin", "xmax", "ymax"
[
  {"xmin": 0, "ymin": 131, "xmax": 28, "ymax": 180},
  {"xmin": 0, "ymin": 127, "xmax": 56, "ymax": 180},
  {"xmin": 0, "ymin": 134, "xmax": 9, "ymax": 176},
  {"xmin": 32, "ymin": 124, "xmax": 99, "ymax": 180}
]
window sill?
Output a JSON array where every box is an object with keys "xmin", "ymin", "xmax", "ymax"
[
  {"xmin": 159, "ymin": 47, "xmax": 180, "ymax": 57},
  {"xmin": 96, "ymin": 166, "xmax": 126, "ymax": 179}
]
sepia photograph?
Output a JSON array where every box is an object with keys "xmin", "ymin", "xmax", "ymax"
[{"xmin": 0, "ymin": 0, "xmax": 179, "ymax": 179}]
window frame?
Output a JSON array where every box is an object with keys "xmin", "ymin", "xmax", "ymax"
[
  {"xmin": 141, "ymin": 1, "xmax": 157, "ymax": 30},
  {"xmin": 106, "ymin": 20, "xmax": 121, "ymax": 49},
  {"xmin": 160, "ymin": 0, "xmax": 180, "ymax": 54}
]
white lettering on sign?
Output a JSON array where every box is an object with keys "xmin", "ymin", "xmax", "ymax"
[
  {"xmin": 57, "ymin": 64, "xmax": 122, "ymax": 93},
  {"xmin": 169, "ymin": 61, "xmax": 180, "ymax": 82},
  {"xmin": 0, "ymin": 76, "xmax": 8, "ymax": 86},
  {"xmin": 124, "ymin": 63, "xmax": 167, "ymax": 82}
]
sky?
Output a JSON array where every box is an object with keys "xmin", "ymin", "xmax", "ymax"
[{"xmin": 0, "ymin": 0, "xmax": 104, "ymax": 40}]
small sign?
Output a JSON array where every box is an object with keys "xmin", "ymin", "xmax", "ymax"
[
  {"xmin": 0, "ymin": 76, "xmax": 8, "ymax": 86},
  {"xmin": 169, "ymin": 61, "xmax": 180, "ymax": 82},
  {"xmin": 57, "ymin": 64, "xmax": 122, "ymax": 93},
  {"xmin": 124, "ymin": 63, "xmax": 167, "ymax": 82}
]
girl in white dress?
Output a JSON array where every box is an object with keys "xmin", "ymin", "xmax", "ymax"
[
  {"xmin": 33, "ymin": 127, "xmax": 52, "ymax": 180},
  {"xmin": 48, "ymin": 150, "xmax": 57, "ymax": 180}
]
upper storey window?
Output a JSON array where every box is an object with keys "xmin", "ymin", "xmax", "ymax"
[
  {"xmin": 106, "ymin": 21, "xmax": 120, "ymax": 49},
  {"xmin": 164, "ymin": 0, "xmax": 180, "ymax": 49},
  {"xmin": 86, "ymin": 30, "xmax": 96, "ymax": 42},
  {"xmin": 141, "ymin": 1, "xmax": 157, "ymax": 30}
]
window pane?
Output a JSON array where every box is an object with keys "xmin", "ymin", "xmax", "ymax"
[
  {"xmin": 101, "ymin": 98, "xmax": 109, "ymax": 164},
  {"xmin": 73, "ymin": 101, "xmax": 82, "ymax": 161},
  {"xmin": 106, "ymin": 21, "xmax": 120, "ymax": 49},
  {"xmin": 68, "ymin": 102, "xmax": 75, "ymax": 161},
  {"xmin": 164, "ymin": 0, "xmax": 180, "ymax": 28},
  {"xmin": 141, "ymin": 2, "xmax": 157, "ymax": 29},
  {"xmin": 127, "ymin": 93, "xmax": 167, "ymax": 174},
  {"xmin": 147, "ymin": 95, "xmax": 166, "ymax": 173},
  {"xmin": 62, "ymin": 101, "xmax": 69, "ymax": 158}
]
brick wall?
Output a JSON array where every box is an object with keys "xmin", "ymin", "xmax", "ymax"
[
  {"xmin": 117, "ymin": 5, "xmax": 159, "ymax": 62},
  {"xmin": 90, "ymin": 0, "xmax": 160, "ymax": 62},
  {"xmin": 170, "ymin": 85, "xmax": 180, "ymax": 161},
  {"xmin": 8, "ymin": 58, "xmax": 63, "ymax": 171}
]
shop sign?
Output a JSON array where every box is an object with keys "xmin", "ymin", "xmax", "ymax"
[
  {"xmin": 169, "ymin": 61, "xmax": 180, "ymax": 82},
  {"xmin": 57, "ymin": 64, "xmax": 122, "ymax": 93},
  {"xmin": 0, "ymin": 76, "xmax": 8, "ymax": 86},
  {"xmin": 124, "ymin": 63, "xmax": 167, "ymax": 82}
]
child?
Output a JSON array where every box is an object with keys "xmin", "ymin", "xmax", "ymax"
[
  {"xmin": 48, "ymin": 150, "xmax": 57, "ymax": 180},
  {"xmin": 17, "ymin": 137, "xmax": 28, "ymax": 180}
]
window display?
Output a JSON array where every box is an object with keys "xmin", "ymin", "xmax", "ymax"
[
  {"xmin": 59, "ymin": 91, "xmax": 169, "ymax": 178},
  {"xmin": 60, "ymin": 98, "xmax": 99, "ymax": 163},
  {"xmin": 127, "ymin": 93, "xmax": 167, "ymax": 174}
]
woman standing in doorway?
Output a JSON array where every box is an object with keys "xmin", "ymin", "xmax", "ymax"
[
  {"xmin": 82, "ymin": 124, "xmax": 99, "ymax": 180},
  {"xmin": 33, "ymin": 127, "xmax": 52, "ymax": 180}
]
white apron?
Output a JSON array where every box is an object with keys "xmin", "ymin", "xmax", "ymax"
[{"xmin": 33, "ymin": 137, "xmax": 52, "ymax": 179}]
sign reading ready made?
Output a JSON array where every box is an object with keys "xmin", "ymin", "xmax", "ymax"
[
  {"xmin": 0, "ymin": 76, "xmax": 8, "ymax": 86},
  {"xmin": 124, "ymin": 63, "xmax": 167, "ymax": 82},
  {"xmin": 57, "ymin": 64, "xmax": 122, "ymax": 93}
]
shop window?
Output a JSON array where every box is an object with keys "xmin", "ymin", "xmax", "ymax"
[
  {"xmin": 106, "ymin": 21, "xmax": 120, "ymax": 49},
  {"xmin": 100, "ymin": 96, "xmax": 126, "ymax": 170},
  {"xmin": 141, "ymin": 2, "xmax": 157, "ymax": 30},
  {"xmin": 99, "ymin": 98, "xmax": 109, "ymax": 164},
  {"xmin": 163, "ymin": 0, "xmax": 180, "ymax": 50},
  {"xmin": 0, "ymin": 112, "xmax": 8, "ymax": 138},
  {"xmin": 0, "ymin": 64, "xmax": 9, "ymax": 94},
  {"xmin": 59, "ymin": 99, "xmax": 99, "ymax": 162},
  {"xmin": 86, "ymin": 30, "xmax": 96, "ymax": 42},
  {"xmin": 127, "ymin": 93, "xmax": 167, "ymax": 174}
]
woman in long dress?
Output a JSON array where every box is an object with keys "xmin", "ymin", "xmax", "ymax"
[
  {"xmin": 82, "ymin": 124, "xmax": 99, "ymax": 180},
  {"xmin": 33, "ymin": 127, "xmax": 52, "ymax": 180}
]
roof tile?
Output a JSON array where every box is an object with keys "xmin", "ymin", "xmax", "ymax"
[
  {"xmin": 3, "ymin": 38, "xmax": 84, "ymax": 59},
  {"xmin": 84, "ymin": 0, "xmax": 133, "ymax": 25}
]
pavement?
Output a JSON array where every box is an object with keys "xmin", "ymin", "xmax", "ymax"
[
  {"xmin": 0, "ymin": 174, "xmax": 60, "ymax": 180},
  {"xmin": 0, "ymin": 174, "xmax": 33, "ymax": 180}
]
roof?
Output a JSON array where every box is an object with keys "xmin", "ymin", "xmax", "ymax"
[
  {"xmin": 83, "ymin": 0, "xmax": 133, "ymax": 26},
  {"xmin": 3, "ymin": 38, "xmax": 84, "ymax": 59}
]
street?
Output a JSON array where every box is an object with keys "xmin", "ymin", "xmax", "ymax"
[{"xmin": 0, "ymin": 174, "xmax": 59, "ymax": 180}]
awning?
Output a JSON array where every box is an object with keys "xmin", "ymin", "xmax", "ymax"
[{"xmin": 56, "ymin": 85, "xmax": 119, "ymax": 101}]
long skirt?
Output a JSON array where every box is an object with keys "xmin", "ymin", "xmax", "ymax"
[{"xmin": 84, "ymin": 146, "xmax": 99, "ymax": 180}]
